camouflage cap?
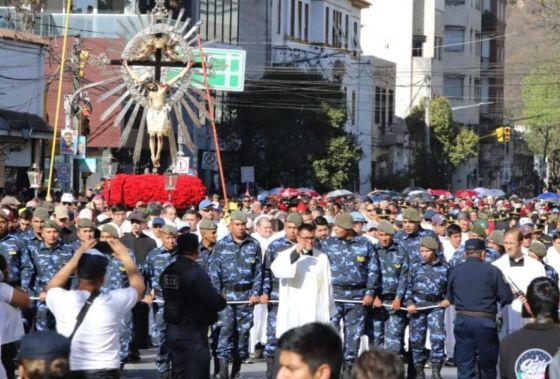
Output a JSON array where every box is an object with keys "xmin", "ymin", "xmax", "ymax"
[
  {"xmin": 43, "ymin": 220, "xmax": 61, "ymax": 232},
  {"xmin": 529, "ymin": 240, "xmax": 546, "ymax": 258},
  {"xmin": 32, "ymin": 208, "xmax": 50, "ymax": 222},
  {"xmin": 160, "ymin": 224, "xmax": 178, "ymax": 237},
  {"xmin": 199, "ymin": 218, "xmax": 217, "ymax": 231},
  {"xmin": 78, "ymin": 218, "xmax": 96, "ymax": 229},
  {"xmin": 230, "ymin": 211, "xmax": 247, "ymax": 224},
  {"xmin": 335, "ymin": 213, "xmax": 353, "ymax": 230},
  {"xmin": 470, "ymin": 224, "xmax": 487, "ymax": 238},
  {"xmin": 402, "ymin": 208, "xmax": 421, "ymax": 222},
  {"xmin": 420, "ymin": 236, "xmax": 438, "ymax": 250},
  {"xmin": 286, "ymin": 212, "xmax": 303, "ymax": 227},
  {"xmin": 101, "ymin": 224, "xmax": 119, "ymax": 238},
  {"xmin": 377, "ymin": 220, "xmax": 394, "ymax": 235}
]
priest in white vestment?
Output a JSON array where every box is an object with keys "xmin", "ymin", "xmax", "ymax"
[
  {"xmin": 271, "ymin": 224, "xmax": 334, "ymax": 338},
  {"xmin": 492, "ymin": 229, "xmax": 545, "ymax": 337}
]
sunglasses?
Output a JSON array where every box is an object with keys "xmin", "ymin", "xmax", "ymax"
[{"xmin": 62, "ymin": 202, "xmax": 73, "ymax": 206}]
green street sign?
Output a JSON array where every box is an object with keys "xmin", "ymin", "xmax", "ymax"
[{"xmin": 168, "ymin": 48, "xmax": 246, "ymax": 92}]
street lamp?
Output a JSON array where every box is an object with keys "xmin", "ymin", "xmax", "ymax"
[
  {"xmin": 101, "ymin": 153, "xmax": 118, "ymax": 204},
  {"xmin": 164, "ymin": 168, "xmax": 178, "ymax": 202},
  {"xmin": 27, "ymin": 163, "xmax": 43, "ymax": 199}
]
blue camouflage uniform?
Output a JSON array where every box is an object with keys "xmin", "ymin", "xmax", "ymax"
[
  {"xmin": 394, "ymin": 227, "xmax": 442, "ymax": 269},
  {"xmin": 20, "ymin": 229, "xmax": 43, "ymax": 257},
  {"xmin": 322, "ymin": 235, "xmax": 379, "ymax": 364},
  {"xmin": 370, "ymin": 241, "xmax": 408, "ymax": 355},
  {"xmin": 208, "ymin": 234, "xmax": 263, "ymax": 361},
  {"xmin": 143, "ymin": 246, "xmax": 177, "ymax": 375},
  {"xmin": 0, "ymin": 232, "xmax": 27, "ymax": 286},
  {"xmin": 448, "ymin": 246, "xmax": 500, "ymax": 267},
  {"xmin": 543, "ymin": 262, "xmax": 559, "ymax": 284},
  {"xmin": 196, "ymin": 244, "xmax": 213, "ymax": 273},
  {"xmin": 21, "ymin": 240, "xmax": 74, "ymax": 331},
  {"xmin": 262, "ymin": 236, "xmax": 295, "ymax": 359},
  {"xmin": 406, "ymin": 258, "xmax": 449, "ymax": 366},
  {"xmin": 102, "ymin": 250, "xmax": 136, "ymax": 362}
]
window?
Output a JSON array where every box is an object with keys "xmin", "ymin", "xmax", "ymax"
[
  {"xmin": 475, "ymin": 0, "xmax": 481, "ymax": 10},
  {"xmin": 298, "ymin": 1, "xmax": 302, "ymax": 39},
  {"xmin": 470, "ymin": 29, "xmax": 473, "ymax": 53},
  {"xmin": 380, "ymin": 88, "xmax": 387, "ymax": 132},
  {"xmin": 277, "ymin": 0, "xmax": 282, "ymax": 34},
  {"xmin": 351, "ymin": 91, "xmax": 357, "ymax": 125},
  {"xmin": 475, "ymin": 31, "xmax": 481, "ymax": 56},
  {"xmin": 304, "ymin": 3, "xmax": 309, "ymax": 42},
  {"xmin": 434, "ymin": 36, "xmax": 443, "ymax": 60},
  {"xmin": 444, "ymin": 75, "xmax": 464, "ymax": 99},
  {"xmin": 388, "ymin": 90, "xmax": 394, "ymax": 125},
  {"xmin": 412, "ymin": 35, "xmax": 426, "ymax": 57},
  {"xmin": 444, "ymin": 26, "xmax": 465, "ymax": 52},
  {"xmin": 345, "ymin": 14, "xmax": 349, "ymax": 49},
  {"xmin": 325, "ymin": 6, "xmax": 330, "ymax": 44},
  {"xmin": 375, "ymin": 87, "xmax": 381, "ymax": 124},
  {"xmin": 200, "ymin": 0, "xmax": 240, "ymax": 44},
  {"xmin": 474, "ymin": 78, "xmax": 481, "ymax": 102},
  {"xmin": 333, "ymin": 10, "xmax": 342, "ymax": 48},
  {"xmin": 353, "ymin": 21, "xmax": 358, "ymax": 55},
  {"xmin": 445, "ymin": 0, "xmax": 465, "ymax": 4},
  {"xmin": 290, "ymin": 0, "xmax": 295, "ymax": 37}
]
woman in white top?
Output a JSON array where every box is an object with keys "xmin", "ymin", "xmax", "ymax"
[{"xmin": 0, "ymin": 255, "xmax": 30, "ymax": 379}]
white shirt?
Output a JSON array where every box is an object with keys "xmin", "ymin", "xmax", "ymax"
[
  {"xmin": 545, "ymin": 246, "xmax": 560, "ymax": 275},
  {"xmin": 271, "ymin": 247, "xmax": 334, "ymax": 337},
  {"xmin": 0, "ymin": 283, "xmax": 14, "ymax": 379},
  {"xmin": 144, "ymin": 230, "xmax": 163, "ymax": 247},
  {"xmin": 46, "ymin": 287, "xmax": 138, "ymax": 371}
]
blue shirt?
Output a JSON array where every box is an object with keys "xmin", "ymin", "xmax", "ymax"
[
  {"xmin": 447, "ymin": 256, "xmax": 514, "ymax": 314},
  {"xmin": 374, "ymin": 241, "xmax": 409, "ymax": 299},
  {"xmin": 394, "ymin": 226, "xmax": 442, "ymax": 268},
  {"xmin": 449, "ymin": 246, "xmax": 501, "ymax": 267}
]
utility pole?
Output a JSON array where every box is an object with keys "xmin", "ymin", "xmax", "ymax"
[
  {"xmin": 542, "ymin": 124, "xmax": 551, "ymax": 192},
  {"xmin": 71, "ymin": 33, "xmax": 81, "ymax": 194}
]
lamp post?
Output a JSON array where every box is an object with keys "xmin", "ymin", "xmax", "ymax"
[
  {"xmin": 27, "ymin": 163, "xmax": 43, "ymax": 199},
  {"xmin": 164, "ymin": 168, "xmax": 178, "ymax": 202},
  {"xmin": 101, "ymin": 153, "xmax": 118, "ymax": 204}
]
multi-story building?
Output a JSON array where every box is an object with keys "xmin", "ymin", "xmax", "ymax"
[{"xmin": 363, "ymin": 0, "xmax": 507, "ymax": 190}]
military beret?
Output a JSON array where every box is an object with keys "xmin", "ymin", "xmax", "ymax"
[
  {"xmin": 420, "ymin": 236, "xmax": 438, "ymax": 250},
  {"xmin": 470, "ymin": 224, "xmax": 487, "ymax": 238},
  {"xmin": 230, "ymin": 211, "xmax": 247, "ymax": 224},
  {"xmin": 18, "ymin": 331, "xmax": 70, "ymax": 361},
  {"xmin": 465, "ymin": 238, "xmax": 485, "ymax": 252},
  {"xmin": 78, "ymin": 218, "xmax": 96, "ymax": 229},
  {"xmin": 128, "ymin": 211, "xmax": 146, "ymax": 222},
  {"xmin": 377, "ymin": 220, "xmax": 394, "ymax": 235},
  {"xmin": 335, "ymin": 213, "xmax": 353, "ymax": 230},
  {"xmin": 286, "ymin": 212, "xmax": 303, "ymax": 227},
  {"xmin": 101, "ymin": 224, "xmax": 119, "ymax": 238},
  {"xmin": 43, "ymin": 220, "xmax": 61, "ymax": 232},
  {"xmin": 402, "ymin": 208, "xmax": 421, "ymax": 222},
  {"xmin": 529, "ymin": 240, "xmax": 546, "ymax": 258},
  {"xmin": 199, "ymin": 218, "xmax": 217, "ymax": 231},
  {"xmin": 32, "ymin": 208, "xmax": 50, "ymax": 221},
  {"xmin": 160, "ymin": 224, "xmax": 178, "ymax": 236},
  {"xmin": 487, "ymin": 230, "xmax": 504, "ymax": 247}
]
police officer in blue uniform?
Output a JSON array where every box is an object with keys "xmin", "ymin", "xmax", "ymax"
[
  {"xmin": 20, "ymin": 208, "xmax": 48, "ymax": 253},
  {"xmin": 371, "ymin": 220, "xmax": 409, "ymax": 355},
  {"xmin": 447, "ymin": 238, "xmax": 514, "ymax": 379},
  {"xmin": 21, "ymin": 220, "xmax": 74, "ymax": 331},
  {"xmin": 322, "ymin": 212, "xmax": 379, "ymax": 378},
  {"xmin": 161, "ymin": 233, "xmax": 226, "ymax": 379},
  {"xmin": 406, "ymin": 236, "xmax": 449, "ymax": 379},
  {"xmin": 261, "ymin": 212, "xmax": 301, "ymax": 378},
  {"xmin": 0, "ymin": 210, "xmax": 27, "ymax": 286},
  {"xmin": 143, "ymin": 224, "xmax": 179, "ymax": 378},
  {"xmin": 197, "ymin": 218, "xmax": 218, "ymax": 272},
  {"xmin": 394, "ymin": 208, "xmax": 441, "ymax": 269},
  {"xmin": 448, "ymin": 223, "xmax": 500, "ymax": 267},
  {"xmin": 209, "ymin": 211, "xmax": 263, "ymax": 379}
]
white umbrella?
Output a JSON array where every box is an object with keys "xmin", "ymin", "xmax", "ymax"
[{"xmin": 325, "ymin": 189, "xmax": 353, "ymax": 199}]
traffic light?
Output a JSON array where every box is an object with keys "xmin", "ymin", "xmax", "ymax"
[
  {"xmin": 504, "ymin": 126, "xmax": 511, "ymax": 142},
  {"xmin": 79, "ymin": 50, "xmax": 89, "ymax": 77},
  {"xmin": 496, "ymin": 126, "xmax": 505, "ymax": 143}
]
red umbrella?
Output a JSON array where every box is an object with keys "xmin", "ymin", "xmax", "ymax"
[
  {"xmin": 454, "ymin": 189, "xmax": 477, "ymax": 199},
  {"xmin": 428, "ymin": 189, "xmax": 452, "ymax": 197},
  {"xmin": 279, "ymin": 188, "xmax": 301, "ymax": 198},
  {"xmin": 298, "ymin": 187, "xmax": 320, "ymax": 197}
]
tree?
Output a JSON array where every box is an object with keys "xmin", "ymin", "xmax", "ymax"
[
  {"xmin": 220, "ymin": 68, "xmax": 362, "ymax": 192},
  {"xmin": 405, "ymin": 96, "xmax": 479, "ymax": 188}
]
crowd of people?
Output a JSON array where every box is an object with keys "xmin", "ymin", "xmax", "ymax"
[{"xmin": 0, "ymin": 190, "xmax": 560, "ymax": 379}]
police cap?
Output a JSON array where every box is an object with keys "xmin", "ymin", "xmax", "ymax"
[
  {"xmin": 529, "ymin": 241, "xmax": 546, "ymax": 258},
  {"xmin": 18, "ymin": 331, "xmax": 70, "ymax": 361},
  {"xmin": 402, "ymin": 208, "xmax": 421, "ymax": 222},
  {"xmin": 230, "ymin": 211, "xmax": 247, "ymax": 224},
  {"xmin": 286, "ymin": 212, "xmax": 303, "ymax": 227},
  {"xmin": 43, "ymin": 220, "xmax": 61, "ymax": 232},
  {"xmin": 335, "ymin": 213, "xmax": 353, "ymax": 230},
  {"xmin": 160, "ymin": 224, "xmax": 178, "ymax": 237},
  {"xmin": 465, "ymin": 238, "xmax": 485, "ymax": 252},
  {"xmin": 199, "ymin": 218, "xmax": 217, "ymax": 231},
  {"xmin": 177, "ymin": 233, "xmax": 199, "ymax": 255},
  {"xmin": 377, "ymin": 220, "xmax": 394, "ymax": 235},
  {"xmin": 420, "ymin": 236, "xmax": 438, "ymax": 250},
  {"xmin": 78, "ymin": 218, "xmax": 95, "ymax": 229}
]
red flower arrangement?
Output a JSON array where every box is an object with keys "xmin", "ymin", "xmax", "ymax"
[{"xmin": 103, "ymin": 174, "xmax": 206, "ymax": 210}]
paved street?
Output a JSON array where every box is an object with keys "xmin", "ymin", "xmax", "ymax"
[{"xmin": 124, "ymin": 349, "xmax": 459, "ymax": 378}]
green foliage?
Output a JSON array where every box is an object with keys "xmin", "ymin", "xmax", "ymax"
[
  {"xmin": 521, "ymin": 57, "xmax": 560, "ymax": 155},
  {"xmin": 405, "ymin": 96, "xmax": 479, "ymax": 187},
  {"xmin": 220, "ymin": 68, "xmax": 361, "ymax": 191}
]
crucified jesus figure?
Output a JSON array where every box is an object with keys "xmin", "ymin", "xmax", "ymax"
[{"xmin": 123, "ymin": 59, "xmax": 191, "ymax": 168}]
